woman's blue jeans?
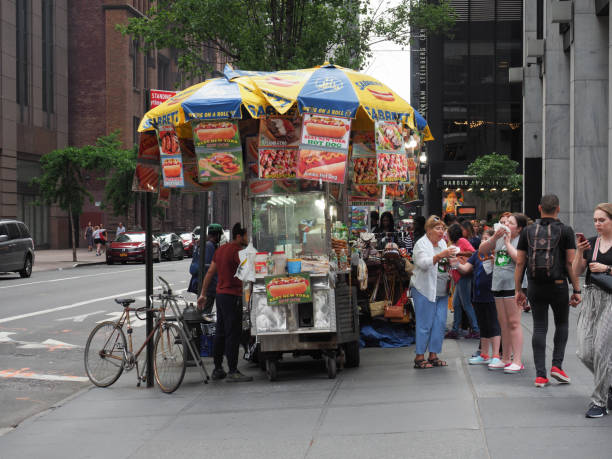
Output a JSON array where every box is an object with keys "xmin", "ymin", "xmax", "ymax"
[
  {"xmin": 452, "ymin": 276, "xmax": 480, "ymax": 333},
  {"xmin": 412, "ymin": 287, "xmax": 448, "ymax": 355}
]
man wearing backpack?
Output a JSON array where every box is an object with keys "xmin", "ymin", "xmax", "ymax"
[{"xmin": 515, "ymin": 194, "xmax": 582, "ymax": 387}]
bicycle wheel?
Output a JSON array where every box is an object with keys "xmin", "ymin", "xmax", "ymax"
[
  {"xmin": 84, "ymin": 321, "xmax": 126, "ymax": 387},
  {"xmin": 154, "ymin": 323, "xmax": 186, "ymax": 393}
]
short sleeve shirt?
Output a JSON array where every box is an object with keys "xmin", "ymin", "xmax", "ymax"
[
  {"xmin": 517, "ymin": 218, "xmax": 576, "ymax": 280},
  {"xmin": 468, "ymin": 252, "xmax": 495, "ymax": 303},
  {"xmin": 213, "ymin": 242, "xmax": 243, "ymax": 296},
  {"xmin": 435, "ymin": 244, "xmax": 450, "ymax": 297}
]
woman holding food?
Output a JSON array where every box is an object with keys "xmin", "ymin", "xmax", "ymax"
[
  {"xmin": 478, "ymin": 213, "xmax": 528, "ymax": 373},
  {"xmin": 572, "ymin": 202, "xmax": 612, "ymax": 418},
  {"xmin": 410, "ymin": 216, "xmax": 457, "ymax": 369}
]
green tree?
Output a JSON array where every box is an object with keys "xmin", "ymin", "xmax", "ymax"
[
  {"xmin": 119, "ymin": 0, "xmax": 456, "ymax": 79},
  {"xmin": 32, "ymin": 132, "xmax": 131, "ymax": 261},
  {"xmin": 466, "ymin": 153, "xmax": 523, "ymax": 212}
]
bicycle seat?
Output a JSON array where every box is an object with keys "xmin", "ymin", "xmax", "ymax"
[{"xmin": 114, "ymin": 298, "xmax": 136, "ymax": 307}]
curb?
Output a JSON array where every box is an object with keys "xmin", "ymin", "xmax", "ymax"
[{"xmin": 73, "ymin": 261, "xmax": 107, "ymax": 268}]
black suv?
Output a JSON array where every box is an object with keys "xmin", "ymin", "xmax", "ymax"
[{"xmin": 0, "ymin": 219, "xmax": 35, "ymax": 278}]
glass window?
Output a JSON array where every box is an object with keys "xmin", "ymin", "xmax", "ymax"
[
  {"xmin": 42, "ymin": 0, "xmax": 54, "ymax": 113},
  {"xmin": 17, "ymin": 223, "xmax": 31, "ymax": 238},
  {"xmin": 252, "ymin": 193, "xmax": 326, "ymax": 257},
  {"xmin": 0, "ymin": 224, "xmax": 7, "ymax": 237},
  {"xmin": 7, "ymin": 223, "xmax": 21, "ymax": 240},
  {"xmin": 443, "ymin": 41, "xmax": 468, "ymax": 103},
  {"xmin": 117, "ymin": 233, "xmax": 146, "ymax": 243}
]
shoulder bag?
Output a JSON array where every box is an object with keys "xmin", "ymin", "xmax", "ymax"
[{"xmin": 589, "ymin": 238, "xmax": 612, "ymax": 293}]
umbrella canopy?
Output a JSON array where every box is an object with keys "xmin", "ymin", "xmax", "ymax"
[
  {"xmin": 138, "ymin": 77, "xmax": 271, "ymax": 132},
  {"xmin": 227, "ymin": 63, "xmax": 416, "ymax": 129},
  {"xmin": 414, "ymin": 109, "xmax": 434, "ymax": 141}
]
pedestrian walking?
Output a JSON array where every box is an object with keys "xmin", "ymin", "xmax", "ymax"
[
  {"xmin": 572, "ymin": 202, "xmax": 612, "ymax": 418},
  {"xmin": 197, "ymin": 223, "xmax": 252, "ymax": 382},
  {"xmin": 92, "ymin": 226, "xmax": 106, "ymax": 256},
  {"xmin": 85, "ymin": 222, "xmax": 94, "ymax": 252},
  {"xmin": 454, "ymin": 229, "xmax": 502, "ymax": 367},
  {"xmin": 515, "ymin": 195, "xmax": 581, "ymax": 388},
  {"xmin": 116, "ymin": 222, "xmax": 126, "ymax": 237},
  {"xmin": 410, "ymin": 215, "xmax": 456, "ymax": 369},
  {"xmin": 479, "ymin": 213, "xmax": 528, "ymax": 373},
  {"xmin": 445, "ymin": 223, "xmax": 478, "ymax": 340}
]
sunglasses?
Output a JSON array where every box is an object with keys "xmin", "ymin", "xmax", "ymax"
[{"xmin": 432, "ymin": 216, "xmax": 440, "ymax": 221}]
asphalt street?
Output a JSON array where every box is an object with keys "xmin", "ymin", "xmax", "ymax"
[{"xmin": 0, "ymin": 259, "xmax": 193, "ymax": 430}]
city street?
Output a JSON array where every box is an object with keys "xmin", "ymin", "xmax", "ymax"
[
  {"xmin": 0, "ymin": 259, "xmax": 193, "ymax": 430},
  {"xmin": 1, "ymin": 261, "xmax": 611, "ymax": 457}
]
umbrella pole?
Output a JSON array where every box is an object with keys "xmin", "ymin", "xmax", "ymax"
[
  {"xmin": 145, "ymin": 192, "xmax": 154, "ymax": 387},
  {"xmin": 198, "ymin": 192, "xmax": 209, "ymax": 290}
]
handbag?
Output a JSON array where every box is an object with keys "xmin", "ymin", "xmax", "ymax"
[
  {"xmin": 369, "ymin": 274, "xmax": 387, "ymax": 317},
  {"xmin": 385, "ymin": 287, "xmax": 406, "ymax": 319},
  {"xmin": 590, "ymin": 238, "xmax": 612, "ymax": 293}
]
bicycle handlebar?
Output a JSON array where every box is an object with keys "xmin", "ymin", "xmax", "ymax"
[{"xmin": 156, "ymin": 276, "xmax": 172, "ymax": 294}]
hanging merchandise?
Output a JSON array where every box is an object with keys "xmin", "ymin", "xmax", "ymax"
[
  {"xmin": 375, "ymin": 120, "xmax": 407, "ymax": 184},
  {"xmin": 193, "ymin": 120, "xmax": 244, "ymax": 182}
]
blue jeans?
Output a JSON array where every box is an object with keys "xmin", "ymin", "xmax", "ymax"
[
  {"xmin": 412, "ymin": 287, "xmax": 448, "ymax": 355},
  {"xmin": 452, "ymin": 276, "xmax": 479, "ymax": 333}
]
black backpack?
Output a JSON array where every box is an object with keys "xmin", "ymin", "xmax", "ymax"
[{"xmin": 526, "ymin": 220, "xmax": 565, "ymax": 281}]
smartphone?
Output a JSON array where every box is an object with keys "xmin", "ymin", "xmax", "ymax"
[{"xmin": 576, "ymin": 232, "xmax": 586, "ymax": 243}]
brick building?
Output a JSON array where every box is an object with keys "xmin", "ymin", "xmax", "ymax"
[{"xmin": 1, "ymin": 0, "xmax": 229, "ymax": 249}]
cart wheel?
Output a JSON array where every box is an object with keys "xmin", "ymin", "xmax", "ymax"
[
  {"xmin": 325, "ymin": 355, "xmax": 337, "ymax": 379},
  {"xmin": 344, "ymin": 341, "xmax": 360, "ymax": 368},
  {"xmin": 266, "ymin": 359, "xmax": 278, "ymax": 381}
]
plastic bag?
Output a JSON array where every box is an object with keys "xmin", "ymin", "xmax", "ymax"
[{"xmin": 235, "ymin": 241, "xmax": 257, "ymax": 282}]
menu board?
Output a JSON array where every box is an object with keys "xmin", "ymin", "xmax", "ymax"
[
  {"xmin": 133, "ymin": 132, "xmax": 161, "ymax": 192},
  {"xmin": 301, "ymin": 114, "xmax": 351, "ymax": 150},
  {"xmin": 349, "ymin": 184, "xmax": 380, "ymax": 203},
  {"xmin": 265, "ymin": 274, "xmax": 312, "ymax": 306},
  {"xmin": 258, "ymin": 149, "xmax": 298, "ymax": 179},
  {"xmin": 259, "ymin": 116, "xmax": 302, "ymax": 148},
  {"xmin": 375, "ymin": 120, "xmax": 407, "ymax": 184},
  {"xmin": 297, "ymin": 114, "xmax": 351, "ymax": 184},
  {"xmin": 157, "ymin": 125, "xmax": 185, "ymax": 188},
  {"xmin": 297, "ymin": 149, "xmax": 348, "ymax": 183},
  {"xmin": 192, "ymin": 120, "xmax": 244, "ymax": 183}
]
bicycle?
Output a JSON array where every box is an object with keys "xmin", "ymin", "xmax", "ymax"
[{"xmin": 84, "ymin": 276, "xmax": 209, "ymax": 393}]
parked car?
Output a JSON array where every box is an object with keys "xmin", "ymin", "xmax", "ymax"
[
  {"xmin": 157, "ymin": 233, "xmax": 185, "ymax": 261},
  {"xmin": 179, "ymin": 232, "xmax": 196, "ymax": 257},
  {"xmin": 106, "ymin": 232, "xmax": 161, "ymax": 264},
  {"xmin": 0, "ymin": 219, "xmax": 35, "ymax": 278}
]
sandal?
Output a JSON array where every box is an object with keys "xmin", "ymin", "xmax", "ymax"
[
  {"xmin": 428, "ymin": 357, "xmax": 447, "ymax": 367},
  {"xmin": 414, "ymin": 358, "xmax": 433, "ymax": 369}
]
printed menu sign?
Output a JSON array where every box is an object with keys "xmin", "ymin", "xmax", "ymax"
[
  {"xmin": 265, "ymin": 273, "xmax": 312, "ymax": 306},
  {"xmin": 192, "ymin": 119, "xmax": 243, "ymax": 183},
  {"xmin": 297, "ymin": 149, "xmax": 347, "ymax": 184},
  {"xmin": 158, "ymin": 125, "xmax": 185, "ymax": 188},
  {"xmin": 133, "ymin": 132, "xmax": 161, "ymax": 192},
  {"xmin": 197, "ymin": 151, "xmax": 244, "ymax": 182},
  {"xmin": 259, "ymin": 116, "xmax": 302, "ymax": 148},
  {"xmin": 301, "ymin": 114, "xmax": 351, "ymax": 150},
  {"xmin": 258, "ymin": 149, "xmax": 298, "ymax": 179},
  {"xmin": 374, "ymin": 120, "xmax": 407, "ymax": 184},
  {"xmin": 297, "ymin": 114, "xmax": 351, "ymax": 184}
]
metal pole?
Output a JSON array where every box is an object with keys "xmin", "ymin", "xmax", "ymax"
[
  {"xmin": 145, "ymin": 192, "xmax": 154, "ymax": 387},
  {"xmin": 198, "ymin": 192, "xmax": 209, "ymax": 290}
]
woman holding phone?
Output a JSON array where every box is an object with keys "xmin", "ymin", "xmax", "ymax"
[
  {"xmin": 478, "ymin": 213, "xmax": 528, "ymax": 373},
  {"xmin": 572, "ymin": 202, "xmax": 612, "ymax": 418}
]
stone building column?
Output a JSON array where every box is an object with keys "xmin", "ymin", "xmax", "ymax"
[
  {"xmin": 569, "ymin": 1, "xmax": 609, "ymax": 233},
  {"xmin": 609, "ymin": 7, "xmax": 612, "ymax": 202},
  {"xmin": 523, "ymin": 0, "xmax": 543, "ymax": 219},
  {"xmin": 542, "ymin": 0, "xmax": 571, "ymax": 223}
]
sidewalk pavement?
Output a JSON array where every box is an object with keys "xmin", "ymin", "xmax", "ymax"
[
  {"xmin": 1, "ymin": 309, "xmax": 610, "ymax": 458},
  {"xmin": 33, "ymin": 248, "xmax": 107, "ymax": 272}
]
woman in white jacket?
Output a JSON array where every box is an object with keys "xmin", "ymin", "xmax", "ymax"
[{"xmin": 411, "ymin": 216, "xmax": 457, "ymax": 368}]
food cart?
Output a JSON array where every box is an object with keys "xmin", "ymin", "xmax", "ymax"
[{"xmin": 136, "ymin": 63, "xmax": 432, "ymax": 382}]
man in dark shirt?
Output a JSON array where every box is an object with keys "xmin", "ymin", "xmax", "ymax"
[
  {"xmin": 515, "ymin": 194, "xmax": 581, "ymax": 387},
  {"xmin": 198, "ymin": 223, "xmax": 252, "ymax": 382}
]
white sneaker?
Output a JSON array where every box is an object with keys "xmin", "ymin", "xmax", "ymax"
[
  {"xmin": 504, "ymin": 363, "xmax": 524, "ymax": 374},
  {"xmin": 488, "ymin": 358, "xmax": 505, "ymax": 370},
  {"xmin": 468, "ymin": 355, "xmax": 490, "ymax": 365}
]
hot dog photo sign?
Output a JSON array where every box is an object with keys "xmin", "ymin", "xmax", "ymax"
[
  {"xmin": 192, "ymin": 120, "xmax": 241, "ymax": 149},
  {"xmin": 265, "ymin": 273, "xmax": 312, "ymax": 306},
  {"xmin": 157, "ymin": 125, "xmax": 185, "ymax": 188},
  {"xmin": 301, "ymin": 114, "xmax": 351, "ymax": 150}
]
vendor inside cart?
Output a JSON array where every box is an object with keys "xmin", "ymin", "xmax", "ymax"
[{"xmin": 374, "ymin": 211, "xmax": 397, "ymax": 245}]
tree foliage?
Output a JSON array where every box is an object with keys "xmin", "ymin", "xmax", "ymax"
[
  {"xmin": 466, "ymin": 153, "xmax": 523, "ymax": 209},
  {"xmin": 119, "ymin": 0, "xmax": 456, "ymax": 79},
  {"xmin": 32, "ymin": 131, "xmax": 132, "ymax": 261}
]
